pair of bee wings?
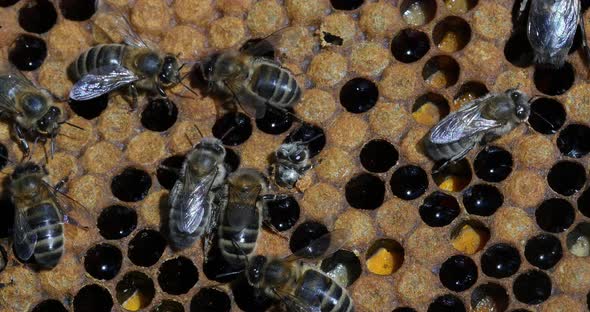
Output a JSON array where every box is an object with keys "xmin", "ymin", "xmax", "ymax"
[
  {"xmin": 169, "ymin": 167, "xmax": 219, "ymax": 234},
  {"xmin": 69, "ymin": 3, "xmax": 149, "ymax": 101},
  {"xmin": 527, "ymin": 0, "xmax": 580, "ymax": 53},
  {"xmin": 429, "ymin": 94, "xmax": 503, "ymax": 144},
  {"xmin": 0, "ymin": 69, "xmax": 38, "ymax": 117}
]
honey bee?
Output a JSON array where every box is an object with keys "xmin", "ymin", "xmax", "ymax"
[
  {"xmin": 519, "ymin": 0, "xmax": 590, "ymax": 67},
  {"xmin": 200, "ymin": 33, "xmax": 302, "ymax": 119},
  {"xmin": 10, "ymin": 162, "xmax": 83, "ymax": 269},
  {"xmin": 271, "ymin": 133, "xmax": 322, "ymax": 189},
  {"xmin": 245, "ymin": 230, "xmax": 354, "ymax": 312},
  {"xmin": 423, "ymin": 89, "xmax": 530, "ymax": 169},
  {"xmin": 68, "ymin": 6, "xmax": 184, "ymax": 107},
  {"xmin": 0, "ymin": 68, "xmax": 66, "ymax": 157},
  {"xmin": 218, "ymin": 168, "xmax": 268, "ymax": 267},
  {"xmin": 168, "ymin": 137, "xmax": 228, "ymax": 251}
]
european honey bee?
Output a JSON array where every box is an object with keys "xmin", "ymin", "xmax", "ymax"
[
  {"xmin": 10, "ymin": 162, "xmax": 83, "ymax": 269},
  {"xmin": 271, "ymin": 132, "xmax": 323, "ymax": 189},
  {"xmin": 200, "ymin": 33, "xmax": 302, "ymax": 119},
  {"xmin": 245, "ymin": 230, "xmax": 354, "ymax": 312},
  {"xmin": 218, "ymin": 168, "xmax": 268, "ymax": 267},
  {"xmin": 168, "ymin": 137, "xmax": 228, "ymax": 251},
  {"xmin": 68, "ymin": 6, "xmax": 184, "ymax": 107},
  {"xmin": 0, "ymin": 68, "xmax": 67, "ymax": 157},
  {"xmin": 423, "ymin": 89, "xmax": 530, "ymax": 169},
  {"xmin": 519, "ymin": 0, "xmax": 590, "ymax": 67}
]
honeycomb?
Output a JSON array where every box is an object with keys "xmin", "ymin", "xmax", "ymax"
[{"xmin": 1, "ymin": 0, "xmax": 590, "ymax": 311}]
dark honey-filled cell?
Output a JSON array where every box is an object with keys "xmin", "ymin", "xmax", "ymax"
[
  {"xmin": 284, "ymin": 124, "xmax": 326, "ymax": 157},
  {"xmin": 422, "ymin": 55, "xmax": 460, "ymax": 88},
  {"xmin": 557, "ymin": 124, "xmax": 590, "ymax": 158},
  {"xmin": 547, "ymin": 161, "xmax": 586, "ymax": 196},
  {"xmin": 0, "ymin": 199, "xmax": 15, "ymax": 238},
  {"xmin": 289, "ymin": 221, "xmax": 329, "ymax": 257},
  {"xmin": 504, "ymin": 31, "xmax": 534, "ymax": 68},
  {"xmin": 339, "ymin": 78, "xmax": 379, "ymax": 113},
  {"xmin": 97, "ymin": 205, "xmax": 137, "ymax": 240},
  {"xmin": 529, "ymin": 97, "xmax": 566, "ymax": 135},
  {"xmin": 578, "ymin": 187, "xmax": 590, "ymax": 218},
  {"xmin": 156, "ymin": 155, "xmax": 185, "ymax": 190},
  {"xmin": 419, "ymin": 191, "xmax": 460, "ymax": 227},
  {"xmin": 480, "ymin": 243, "xmax": 521, "ymax": 279},
  {"xmin": 439, "ymin": 255, "xmax": 478, "ymax": 292},
  {"xmin": 18, "ymin": 0, "xmax": 57, "ymax": 34},
  {"xmin": 255, "ymin": 107, "xmax": 293, "ymax": 135},
  {"xmin": 0, "ymin": 0, "xmax": 19, "ymax": 7},
  {"xmin": 0, "ymin": 245, "xmax": 6, "ymax": 273},
  {"xmin": 359, "ymin": 139, "xmax": 398, "ymax": 173},
  {"xmin": 0, "ymin": 143, "xmax": 8, "ymax": 171},
  {"xmin": 390, "ymin": 165, "xmax": 428, "ymax": 200},
  {"xmin": 190, "ymin": 287, "xmax": 231, "ymax": 312},
  {"xmin": 232, "ymin": 276, "xmax": 275, "ymax": 312},
  {"xmin": 462, "ymin": 184, "xmax": 503, "ymax": 216},
  {"xmin": 31, "ymin": 299, "xmax": 68, "ymax": 312},
  {"xmin": 524, "ymin": 234, "xmax": 562, "ymax": 270},
  {"xmin": 224, "ymin": 148, "xmax": 240, "ymax": 173},
  {"xmin": 320, "ymin": 250, "xmax": 362, "ymax": 286},
  {"xmin": 400, "ymin": 0, "xmax": 437, "ymax": 26},
  {"xmin": 141, "ymin": 99, "xmax": 178, "ymax": 132},
  {"xmin": 345, "ymin": 173, "xmax": 385, "ymax": 210},
  {"xmin": 73, "ymin": 284, "xmax": 113, "ymax": 312},
  {"xmin": 428, "ymin": 294, "xmax": 466, "ymax": 312},
  {"xmin": 68, "ymin": 95, "xmax": 109, "ymax": 120},
  {"xmin": 59, "ymin": 0, "xmax": 97, "ymax": 21},
  {"xmin": 474, "ymin": 146, "xmax": 513, "ymax": 182},
  {"xmin": 111, "ymin": 168, "xmax": 152, "ymax": 202},
  {"xmin": 534, "ymin": 63, "xmax": 575, "ymax": 96},
  {"xmin": 116, "ymin": 271, "xmax": 156, "ymax": 311},
  {"xmin": 153, "ymin": 300, "xmax": 184, "ymax": 312},
  {"xmin": 84, "ymin": 243, "xmax": 122, "ymax": 281},
  {"xmin": 128, "ymin": 229, "xmax": 167, "ymax": 267},
  {"xmin": 566, "ymin": 222, "xmax": 590, "ymax": 257},
  {"xmin": 470, "ymin": 283, "xmax": 509, "ymax": 312},
  {"xmin": 331, "ymin": 0, "xmax": 364, "ymax": 10},
  {"xmin": 8, "ymin": 34, "xmax": 47, "ymax": 71},
  {"xmin": 158, "ymin": 256, "xmax": 199, "ymax": 295},
  {"xmin": 536, "ymin": 198, "xmax": 575, "ymax": 233},
  {"xmin": 431, "ymin": 159, "xmax": 472, "ymax": 192},
  {"xmin": 265, "ymin": 195, "xmax": 300, "ymax": 232},
  {"xmin": 212, "ymin": 112, "xmax": 252, "ymax": 146},
  {"xmin": 453, "ymin": 81, "xmax": 488, "ymax": 106},
  {"xmin": 393, "ymin": 308, "xmax": 416, "ymax": 312},
  {"xmin": 513, "ymin": 270, "xmax": 552, "ymax": 304},
  {"xmin": 432, "ymin": 16, "xmax": 472, "ymax": 53},
  {"xmin": 391, "ymin": 29, "xmax": 430, "ymax": 63},
  {"xmin": 511, "ymin": 310, "xmax": 532, "ymax": 312}
]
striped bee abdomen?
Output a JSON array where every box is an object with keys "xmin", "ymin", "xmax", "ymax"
[
  {"xmin": 250, "ymin": 62, "xmax": 301, "ymax": 109},
  {"xmin": 68, "ymin": 44, "xmax": 127, "ymax": 81},
  {"xmin": 168, "ymin": 193, "xmax": 211, "ymax": 250},
  {"xmin": 27, "ymin": 203, "xmax": 64, "ymax": 269},
  {"xmin": 295, "ymin": 269, "xmax": 353, "ymax": 312},
  {"xmin": 218, "ymin": 203, "xmax": 261, "ymax": 267}
]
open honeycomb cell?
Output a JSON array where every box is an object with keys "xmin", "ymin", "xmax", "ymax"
[{"xmin": 2, "ymin": 0, "xmax": 590, "ymax": 311}]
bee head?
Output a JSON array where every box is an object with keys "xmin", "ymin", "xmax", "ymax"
[
  {"xmin": 186, "ymin": 138, "xmax": 226, "ymax": 175},
  {"xmin": 507, "ymin": 89, "xmax": 530, "ymax": 121},
  {"xmin": 36, "ymin": 106, "xmax": 61, "ymax": 137},
  {"xmin": 246, "ymin": 255, "xmax": 267, "ymax": 286},
  {"xmin": 159, "ymin": 55, "xmax": 181, "ymax": 87},
  {"xmin": 201, "ymin": 53, "xmax": 221, "ymax": 82},
  {"xmin": 277, "ymin": 143, "xmax": 309, "ymax": 165}
]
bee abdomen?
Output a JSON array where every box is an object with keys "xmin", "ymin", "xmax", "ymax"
[
  {"xmin": 296, "ymin": 270, "xmax": 352, "ymax": 312},
  {"xmin": 168, "ymin": 200, "xmax": 210, "ymax": 249},
  {"xmin": 251, "ymin": 64, "xmax": 301, "ymax": 108},
  {"xmin": 69, "ymin": 44, "xmax": 127, "ymax": 81},
  {"xmin": 425, "ymin": 137, "xmax": 474, "ymax": 162},
  {"xmin": 27, "ymin": 203, "xmax": 64, "ymax": 269},
  {"xmin": 219, "ymin": 226, "xmax": 258, "ymax": 263}
]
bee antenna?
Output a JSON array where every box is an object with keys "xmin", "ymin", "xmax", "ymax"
[
  {"xmin": 529, "ymin": 110, "xmax": 556, "ymax": 130},
  {"xmin": 0, "ymin": 152, "xmax": 15, "ymax": 165},
  {"xmin": 192, "ymin": 124, "xmax": 204, "ymax": 139},
  {"xmin": 179, "ymin": 80, "xmax": 201, "ymax": 99},
  {"xmin": 215, "ymin": 269, "xmax": 245, "ymax": 279},
  {"xmin": 184, "ymin": 133, "xmax": 195, "ymax": 147},
  {"xmin": 59, "ymin": 121, "xmax": 85, "ymax": 131},
  {"xmin": 299, "ymin": 133, "xmax": 324, "ymax": 145}
]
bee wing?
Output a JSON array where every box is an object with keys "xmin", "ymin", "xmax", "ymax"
[
  {"xmin": 284, "ymin": 229, "xmax": 350, "ymax": 262},
  {"xmin": 13, "ymin": 209, "xmax": 37, "ymax": 261},
  {"xmin": 429, "ymin": 95, "xmax": 502, "ymax": 144},
  {"xmin": 0, "ymin": 70, "xmax": 35, "ymax": 116},
  {"xmin": 94, "ymin": 1, "xmax": 151, "ymax": 48},
  {"xmin": 69, "ymin": 65, "xmax": 141, "ymax": 101},
  {"xmin": 174, "ymin": 168, "xmax": 218, "ymax": 234},
  {"xmin": 528, "ymin": 0, "xmax": 580, "ymax": 54},
  {"xmin": 239, "ymin": 27, "xmax": 290, "ymax": 60}
]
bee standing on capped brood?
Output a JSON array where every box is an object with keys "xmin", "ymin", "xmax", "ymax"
[
  {"xmin": 200, "ymin": 34, "xmax": 302, "ymax": 119},
  {"xmin": 520, "ymin": 0, "xmax": 590, "ymax": 67},
  {"xmin": 0, "ymin": 68, "xmax": 65, "ymax": 157},
  {"xmin": 168, "ymin": 137, "xmax": 228, "ymax": 251},
  {"xmin": 246, "ymin": 230, "xmax": 354, "ymax": 312},
  {"xmin": 423, "ymin": 89, "xmax": 530, "ymax": 169},
  {"xmin": 68, "ymin": 6, "xmax": 182, "ymax": 107},
  {"xmin": 10, "ymin": 162, "xmax": 78, "ymax": 269},
  {"xmin": 218, "ymin": 168, "xmax": 267, "ymax": 268}
]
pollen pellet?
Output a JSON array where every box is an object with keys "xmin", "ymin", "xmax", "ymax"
[
  {"xmin": 366, "ymin": 248, "xmax": 402, "ymax": 275},
  {"xmin": 439, "ymin": 175, "xmax": 469, "ymax": 192},
  {"xmin": 121, "ymin": 290, "xmax": 143, "ymax": 311},
  {"xmin": 412, "ymin": 102, "xmax": 441, "ymax": 126},
  {"xmin": 452, "ymin": 224, "xmax": 490, "ymax": 255},
  {"xmin": 437, "ymin": 32, "xmax": 461, "ymax": 53}
]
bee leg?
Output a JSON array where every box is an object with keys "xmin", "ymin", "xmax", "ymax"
[
  {"xmin": 62, "ymin": 214, "xmax": 89, "ymax": 230},
  {"xmin": 127, "ymin": 84, "xmax": 139, "ymax": 111},
  {"xmin": 517, "ymin": 0, "xmax": 530, "ymax": 23},
  {"xmin": 13, "ymin": 124, "xmax": 29, "ymax": 159},
  {"xmin": 54, "ymin": 176, "xmax": 69, "ymax": 193},
  {"xmin": 578, "ymin": 16, "xmax": 590, "ymax": 69}
]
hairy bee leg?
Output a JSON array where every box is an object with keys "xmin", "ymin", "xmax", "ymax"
[
  {"xmin": 127, "ymin": 84, "xmax": 139, "ymax": 111},
  {"xmin": 54, "ymin": 176, "xmax": 69, "ymax": 192},
  {"xmin": 63, "ymin": 214, "xmax": 89, "ymax": 230},
  {"xmin": 13, "ymin": 124, "xmax": 29, "ymax": 159}
]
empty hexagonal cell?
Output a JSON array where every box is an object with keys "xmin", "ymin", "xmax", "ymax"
[
  {"xmin": 359, "ymin": 139, "xmax": 399, "ymax": 173},
  {"xmin": 74, "ymin": 284, "xmax": 113, "ymax": 312},
  {"xmin": 390, "ymin": 29, "xmax": 430, "ymax": 63},
  {"xmin": 31, "ymin": 300, "xmax": 67, "ymax": 312},
  {"xmin": 529, "ymin": 97, "xmax": 566, "ymax": 135},
  {"xmin": 422, "ymin": 55, "xmax": 460, "ymax": 89},
  {"xmin": 331, "ymin": 0, "xmax": 364, "ymax": 10},
  {"xmin": 566, "ymin": 223, "xmax": 590, "ymax": 257},
  {"xmin": 128, "ymin": 229, "xmax": 167, "ymax": 267},
  {"xmin": 453, "ymin": 81, "xmax": 488, "ymax": 110},
  {"xmin": 255, "ymin": 107, "xmax": 294, "ymax": 135},
  {"xmin": 400, "ymin": 0, "xmax": 437, "ymax": 26},
  {"xmin": 534, "ymin": 63, "xmax": 575, "ymax": 96},
  {"xmin": 339, "ymin": 78, "xmax": 379, "ymax": 113},
  {"xmin": 471, "ymin": 283, "xmax": 509, "ymax": 312},
  {"xmin": 444, "ymin": 0, "xmax": 477, "ymax": 14},
  {"xmin": 419, "ymin": 191, "xmax": 460, "ymax": 227},
  {"xmin": 320, "ymin": 250, "xmax": 362, "ymax": 286},
  {"xmin": 116, "ymin": 271, "xmax": 155, "ymax": 311},
  {"xmin": 158, "ymin": 256, "xmax": 199, "ymax": 295},
  {"xmin": 525, "ymin": 233, "xmax": 563, "ymax": 270},
  {"xmin": 365, "ymin": 239, "xmax": 404, "ymax": 276},
  {"xmin": 84, "ymin": 243, "xmax": 122, "ymax": 281},
  {"xmin": 462, "ymin": 184, "xmax": 503, "ymax": 216},
  {"xmin": 9, "ymin": 34, "xmax": 47, "ymax": 71},
  {"xmin": 59, "ymin": 0, "xmax": 97, "ymax": 21},
  {"xmin": 474, "ymin": 146, "xmax": 513, "ymax": 182},
  {"xmin": 504, "ymin": 31, "xmax": 534, "ymax": 68},
  {"xmin": 97, "ymin": 205, "xmax": 137, "ymax": 240},
  {"xmin": 345, "ymin": 173, "xmax": 385, "ymax": 210},
  {"xmin": 432, "ymin": 16, "xmax": 471, "ymax": 53},
  {"xmin": 412, "ymin": 93, "xmax": 449, "ymax": 127},
  {"xmin": 141, "ymin": 99, "xmax": 178, "ymax": 132},
  {"xmin": 535, "ymin": 198, "xmax": 575, "ymax": 233},
  {"xmin": 289, "ymin": 221, "xmax": 329, "ymax": 257},
  {"xmin": 578, "ymin": 187, "xmax": 590, "ymax": 218},
  {"xmin": 557, "ymin": 124, "xmax": 590, "ymax": 158},
  {"xmin": 432, "ymin": 159, "xmax": 472, "ymax": 193},
  {"xmin": 111, "ymin": 168, "xmax": 152, "ymax": 202},
  {"xmin": 18, "ymin": 0, "xmax": 57, "ymax": 34},
  {"xmin": 547, "ymin": 161, "xmax": 586, "ymax": 196},
  {"xmin": 450, "ymin": 220, "xmax": 490, "ymax": 255},
  {"xmin": 191, "ymin": 288, "xmax": 231, "ymax": 312}
]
